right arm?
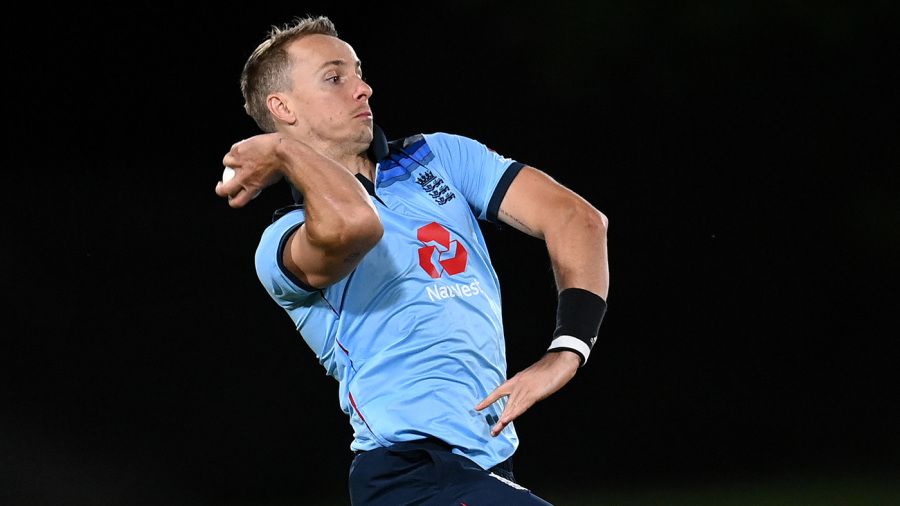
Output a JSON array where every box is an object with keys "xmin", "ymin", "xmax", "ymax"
[{"xmin": 216, "ymin": 133, "xmax": 383, "ymax": 288}]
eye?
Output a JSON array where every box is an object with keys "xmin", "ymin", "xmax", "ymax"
[{"xmin": 327, "ymin": 75, "xmax": 341, "ymax": 84}]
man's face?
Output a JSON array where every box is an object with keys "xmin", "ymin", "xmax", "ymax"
[{"xmin": 284, "ymin": 34, "xmax": 374, "ymax": 151}]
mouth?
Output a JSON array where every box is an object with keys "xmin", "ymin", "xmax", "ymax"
[{"xmin": 354, "ymin": 110, "xmax": 373, "ymax": 119}]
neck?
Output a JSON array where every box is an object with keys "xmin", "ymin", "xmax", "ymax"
[
  {"xmin": 297, "ymin": 133, "xmax": 375, "ymax": 181},
  {"xmin": 281, "ymin": 126, "xmax": 377, "ymax": 180},
  {"xmin": 341, "ymin": 153, "xmax": 376, "ymax": 181}
]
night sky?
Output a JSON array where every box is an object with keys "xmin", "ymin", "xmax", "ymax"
[{"xmin": 5, "ymin": 2, "xmax": 898, "ymax": 505}]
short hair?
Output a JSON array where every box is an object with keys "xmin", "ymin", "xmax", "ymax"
[{"xmin": 240, "ymin": 15, "xmax": 338, "ymax": 132}]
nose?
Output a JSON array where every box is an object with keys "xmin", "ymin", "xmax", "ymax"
[{"xmin": 354, "ymin": 76, "xmax": 373, "ymax": 101}]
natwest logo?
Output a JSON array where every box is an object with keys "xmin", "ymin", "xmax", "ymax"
[{"xmin": 417, "ymin": 222, "xmax": 468, "ymax": 278}]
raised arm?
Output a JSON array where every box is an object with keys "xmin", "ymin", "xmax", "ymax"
[
  {"xmin": 215, "ymin": 133, "xmax": 383, "ymax": 288},
  {"xmin": 476, "ymin": 166, "xmax": 609, "ymax": 436}
]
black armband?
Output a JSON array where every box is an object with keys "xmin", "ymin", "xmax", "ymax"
[{"xmin": 547, "ymin": 288, "xmax": 607, "ymax": 367}]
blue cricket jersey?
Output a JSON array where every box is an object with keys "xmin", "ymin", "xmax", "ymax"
[{"xmin": 255, "ymin": 132, "xmax": 525, "ymax": 470}]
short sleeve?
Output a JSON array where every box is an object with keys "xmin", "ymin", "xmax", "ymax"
[
  {"xmin": 423, "ymin": 132, "xmax": 524, "ymax": 222},
  {"xmin": 254, "ymin": 208, "xmax": 319, "ymax": 309}
]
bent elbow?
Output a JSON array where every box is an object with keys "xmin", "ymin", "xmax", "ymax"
[
  {"xmin": 343, "ymin": 207, "xmax": 384, "ymax": 251},
  {"xmin": 356, "ymin": 211, "xmax": 384, "ymax": 249},
  {"xmin": 596, "ymin": 210, "xmax": 609, "ymax": 231},
  {"xmin": 577, "ymin": 205, "xmax": 608, "ymax": 236}
]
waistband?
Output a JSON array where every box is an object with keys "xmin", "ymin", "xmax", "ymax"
[{"xmin": 354, "ymin": 437, "xmax": 514, "ymax": 480}]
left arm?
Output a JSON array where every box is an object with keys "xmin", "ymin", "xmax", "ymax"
[{"xmin": 475, "ymin": 166, "xmax": 609, "ymax": 436}]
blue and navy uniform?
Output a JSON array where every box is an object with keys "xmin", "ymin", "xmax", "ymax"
[{"xmin": 255, "ymin": 132, "xmax": 551, "ymax": 504}]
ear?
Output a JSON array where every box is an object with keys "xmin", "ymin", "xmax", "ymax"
[{"xmin": 266, "ymin": 93, "xmax": 296, "ymax": 126}]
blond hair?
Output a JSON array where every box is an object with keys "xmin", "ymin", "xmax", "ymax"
[{"xmin": 240, "ymin": 15, "xmax": 338, "ymax": 132}]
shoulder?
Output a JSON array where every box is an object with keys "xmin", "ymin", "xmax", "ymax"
[
  {"xmin": 255, "ymin": 206, "xmax": 305, "ymax": 279},
  {"xmin": 388, "ymin": 132, "xmax": 480, "ymax": 150},
  {"xmin": 387, "ymin": 132, "xmax": 487, "ymax": 161}
]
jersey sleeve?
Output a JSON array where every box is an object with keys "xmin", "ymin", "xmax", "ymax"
[
  {"xmin": 254, "ymin": 208, "xmax": 319, "ymax": 309},
  {"xmin": 423, "ymin": 132, "xmax": 525, "ymax": 223}
]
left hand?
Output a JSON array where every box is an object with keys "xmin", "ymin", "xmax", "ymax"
[{"xmin": 475, "ymin": 350, "xmax": 581, "ymax": 437}]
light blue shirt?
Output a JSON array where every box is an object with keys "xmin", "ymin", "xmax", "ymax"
[{"xmin": 255, "ymin": 132, "xmax": 525, "ymax": 470}]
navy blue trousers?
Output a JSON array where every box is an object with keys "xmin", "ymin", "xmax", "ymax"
[{"xmin": 348, "ymin": 438, "xmax": 553, "ymax": 505}]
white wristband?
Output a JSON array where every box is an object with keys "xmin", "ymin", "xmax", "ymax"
[{"xmin": 547, "ymin": 335, "xmax": 592, "ymax": 366}]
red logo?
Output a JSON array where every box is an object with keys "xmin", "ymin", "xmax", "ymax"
[{"xmin": 417, "ymin": 222, "xmax": 468, "ymax": 278}]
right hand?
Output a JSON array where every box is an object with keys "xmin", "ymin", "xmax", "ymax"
[
  {"xmin": 215, "ymin": 133, "xmax": 286, "ymax": 208},
  {"xmin": 475, "ymin": 350, "xmax": 580, "ymax": 436}
]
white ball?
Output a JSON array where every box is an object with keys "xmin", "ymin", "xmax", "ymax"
[{"xmin": 221, "ymin": 166, "xmax": 260, "ymax": 199}]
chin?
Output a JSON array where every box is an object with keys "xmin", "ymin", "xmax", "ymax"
[{"xmin": 353, "ymin": 126, "xmax": 374, "ymax": 146}]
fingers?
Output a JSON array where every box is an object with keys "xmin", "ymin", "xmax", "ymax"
[
  {"xmin": 475, "ymin": 379, "xmax": 528, "ymax": 437},
  {"xmin": 490, "ymin": 418, "xmax": 510, "ymax": 437},
  {"xmin": 477, "ymin": 372, "xmax": 550, "ymax": 437},
  {"xmin": 215, "ymin": 179, "xmax": 255, "ymax": 208},
  {"xmin": 475, "ymin": 382, "xmax": 509, "ymax": 411},
  {"xmin": 215, "ymin": 179, "xmax": 232, "ymax": 198},
  {"xmin": 493, "ymin": 397, "xmax": 528, "ymax": 437},
  {"xmin": 222, "ymin": 151, "xmax": 238, "ymax": 169}
]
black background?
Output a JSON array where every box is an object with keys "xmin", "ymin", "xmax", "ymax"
[{"xmin": 5, "ymin": 2, "xmax": 899, "ymax": 505}]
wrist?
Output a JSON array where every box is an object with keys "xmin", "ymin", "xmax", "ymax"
[
  {"xmin": 546, "ymin": 349, "xmax": 582, "ymax": 370},
  {"xmin": 546, "ymin": 288, "xmax": 607, "ymax": 367},
  {"xmin": 273, "ymin": 134, "xmax": 300, "ymax": 163}
]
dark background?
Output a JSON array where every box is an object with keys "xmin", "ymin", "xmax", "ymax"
[{"xmin": 5, "ymin": 2, "xmax": 898, "ymax": 505}]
